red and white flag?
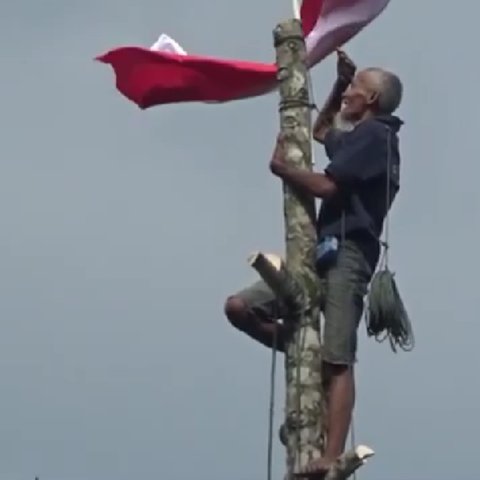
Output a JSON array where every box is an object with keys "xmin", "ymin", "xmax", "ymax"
[{"xmin": 97, "ymin": 0, "xmax": 390, "ymax": 109}]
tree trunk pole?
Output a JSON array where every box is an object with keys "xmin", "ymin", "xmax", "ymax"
[{"xmin": 273, "ymin": 19, "xmax": 324, "ymax": 478}]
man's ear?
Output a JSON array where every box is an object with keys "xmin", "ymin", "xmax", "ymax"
[{"xmin": 366, "ymin": 91, "xmax": 379, "ymax": 106}]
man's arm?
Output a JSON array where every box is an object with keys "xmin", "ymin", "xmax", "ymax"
[
  {"xmin": 273, "ymin": 166, "xmax": 338, "ymax": 199},
  {"xmin": 312, "ymin": 78, "xmax": 348, "ymax": 144},
  {"xmin": 313, "ymin": 50, "xmax": 356, "ymax": 144},
  {"xmin": 270, "ymin": 122, "xmax": 386, "ymax": 199},
  {"xmin": 269, "ymin": 139, "xmax": 337, "ymax": 199}
]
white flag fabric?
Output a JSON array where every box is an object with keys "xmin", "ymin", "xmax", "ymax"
[{"xmin": 150, "ymin": 33, "xmax": 187, "ymax": 55}]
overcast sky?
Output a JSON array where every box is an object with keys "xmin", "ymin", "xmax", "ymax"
[{"xmin": 0, "ymin": 1, "xmax": 479, "ymax": 480}]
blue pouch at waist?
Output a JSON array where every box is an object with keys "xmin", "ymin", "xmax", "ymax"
[{"xmin": 315, "ymin": 236, "xmax": 339, "ymax": 272}]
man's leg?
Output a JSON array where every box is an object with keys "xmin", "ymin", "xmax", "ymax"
[
  {"xmin": 297, "ymin": 241, "xmax": 371, "ymax": 476},
  {"xmin": 224, "ymin": 280, "xmax": 287, "ymax": 351}
]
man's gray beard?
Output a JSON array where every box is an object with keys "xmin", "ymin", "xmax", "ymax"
[{"xmin": 333, "ymin": 112, "xmax": 354, "ymax": 132}]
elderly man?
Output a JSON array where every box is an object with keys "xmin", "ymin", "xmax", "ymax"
[{"xmin": 225, "ymin": 51, "xmax": 403, "ymax": 475}]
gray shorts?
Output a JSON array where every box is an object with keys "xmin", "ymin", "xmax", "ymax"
[{"xmin": 234, "ymin": 241, "xmax": 372, "ymax": 364}]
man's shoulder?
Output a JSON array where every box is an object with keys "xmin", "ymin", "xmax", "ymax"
[
  {"xmin": 333, "ymin": 120, "xmax": 386, "ymax": 158},
  {"xmin": 326, "ymin": 116, "xmax": 392, "ymax": 147},
  {"xmin": 355, "ymin": 115, "xmax": 404, "ymax": 138}
]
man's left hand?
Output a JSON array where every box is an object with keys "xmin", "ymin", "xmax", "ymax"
[
  {"xmin": 270, "ymin": 135, "xmax": 289, "ymax": 177},
  {"xmin": 336, "ymin": 49, "xmax": 356, "ymax": 86}
]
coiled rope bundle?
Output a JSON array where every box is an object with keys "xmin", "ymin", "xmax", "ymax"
[{"xmin": 365, "ymin": 264, "xmax": 414, "ymax": 352}]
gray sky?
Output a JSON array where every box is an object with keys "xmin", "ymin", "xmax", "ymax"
[{"xmin": 1, "ymin": 1, "xmax": 478, "ymax": 479}]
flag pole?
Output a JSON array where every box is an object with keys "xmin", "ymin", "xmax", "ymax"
[
  {"xmin": 292, "ymin": 0, "xmax": 301, "ymax": 19},
  {"xmin": 291, "ymin": 0, "xmax": 317, "ymax": 166}
]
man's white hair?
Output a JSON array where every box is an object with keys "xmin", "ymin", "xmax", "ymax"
[{"xmin": 364, "ymin": 68, "xmax": 403, "ymax": 115}]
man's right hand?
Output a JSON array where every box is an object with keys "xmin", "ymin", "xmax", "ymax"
[{"xmin": 336, "ymin": 49, "xmax": 356, "ymax": 86}]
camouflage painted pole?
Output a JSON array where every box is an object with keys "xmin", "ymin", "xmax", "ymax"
[
  {"xmin": 273, "ymin": 17, "xmax": 324, "ymax": 477},
  {"xmin": 249, "ymin": 18, "xmax": 374, "ymax": 480}
]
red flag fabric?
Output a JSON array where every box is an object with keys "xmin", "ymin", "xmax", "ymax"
[{"xmin": 97, "ymin": 0, "xmax": 390, "ymax": 109}]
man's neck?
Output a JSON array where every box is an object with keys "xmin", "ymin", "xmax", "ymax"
[
  {"xmin": 358, "ymin": 109, "xmax": 378, "ymax": 123},
  {"xmin": 339, "ymin": 109, "xmax": 377, "ymax": 130},
  {"xmin": 333, "ymin": 113, "xmax": 354, "ymax": 132}
]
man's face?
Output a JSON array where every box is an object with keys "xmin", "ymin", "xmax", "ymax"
[{"xmin": 339, "ymin": 70, "xmax": 378, "ymax": 122}]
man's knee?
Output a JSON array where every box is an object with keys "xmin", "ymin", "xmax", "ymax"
[
  {"xmin": 322, "ymin": 360, "xmax": 353, "ymax": 386},
  {"xmin": 224, "ymin": 295, "xmax": 250, "ymax": 330},
  {"xmin": 322, "ymin": 361, "xmax": 352, "ymax": 378}
]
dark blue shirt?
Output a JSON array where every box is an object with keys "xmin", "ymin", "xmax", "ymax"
[{"xmin": 316, "ymin": 115, "xmax": 403, "ymax": 270}]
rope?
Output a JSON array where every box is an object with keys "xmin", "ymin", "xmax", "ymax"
[
  {"xmin": 350, "ymin": 415, "xmax": 356, "ymax": 480},
  {"xmin": 364, "ymin": 128, "xmax": 415, "ymax": 352},
  {"xmin": 294, "ymin": 313, "xmax": 309, "ymax": 471},
  {"xmin": 295, "ymin": 323, "xmax": 302, "ymax": 471},
  {"xmin": 306, "ymin": 69, "xmax": 320, "ymax": 167},
  {"xmin": 365, "ymin": 269, "xmax": 414, "ymax": 352},
  {"xmin": 267, "ymin": 321, "xmax": 278, "ymax": 480},
  {"xmin": 340, "ymin": 212, "xmax": 359, "ymax": 479}
]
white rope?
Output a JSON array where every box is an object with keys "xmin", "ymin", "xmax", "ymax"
[
  {"xmin": 350, "ymin": 415, "xmax": 357, "ymax": 480},
  {"xmin": 267, "ymin": 324, "xmax": 278, "ymax": 480},
  {"xmin": 306, "ymin": 71, "xmax": 318, "ymax": 166}
]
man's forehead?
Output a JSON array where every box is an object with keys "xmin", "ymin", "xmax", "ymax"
[{"xmin": 354, "ymin": 69, "xmax": 381, "ymax": 88}]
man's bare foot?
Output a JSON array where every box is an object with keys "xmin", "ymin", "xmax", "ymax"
[{"xmin": 294, "ymin": 457, "xmax": 336, "ymax": 478}]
